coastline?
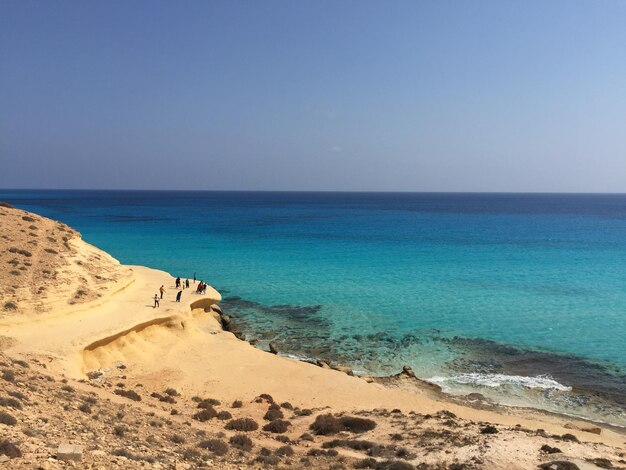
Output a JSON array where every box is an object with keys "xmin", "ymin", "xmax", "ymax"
[{"xmin": 1, "ymin": 204, "xmax": 625, "ymax": 468}]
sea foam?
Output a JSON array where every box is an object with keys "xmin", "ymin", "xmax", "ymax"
[{"xmin": 428, "ymin": 373, "xmax": 571, "ymax": 392}]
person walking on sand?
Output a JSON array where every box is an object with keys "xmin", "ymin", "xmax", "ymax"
[
  {"xmin": 176, "ymin": 290, "xmax": 182, "ymax": 302},
  {"xmin": 159, "ymin": 285, "xmax": 165, "ymax": 299},
  {"xmin": 175, "ymin": 277, "xmax": 181, "ymax": 288},
  {"xmin": 153, "ymin": 294, "xmax": 160, "ymax": 308},
  {"xmin": 185, "ymin": 279, "xmax": 190, "ymax": 289},
  {"xmin": 193, "ymin": 272, "xmax": 196, "ymax": 284}
]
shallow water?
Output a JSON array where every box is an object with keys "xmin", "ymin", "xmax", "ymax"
[{"xmin": 2, "ymin": 190, "xmax": 625, "ymax": 424}]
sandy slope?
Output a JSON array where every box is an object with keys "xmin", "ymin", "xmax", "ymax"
[{"xmin": 1, "ymin": 205, "xmax": 625, "ymax": 469}]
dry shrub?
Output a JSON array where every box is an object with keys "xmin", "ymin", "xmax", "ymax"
[
  {"xmin": 182, "ymin": 448, "xmax": 201, "ymax": 460},
  {"xmin": 198, "ymin": 439, "xmax": 229, "ymax": 456},
  {"xmin": 255, "ymin": 393, "xmax": 274, "ymax": 404},
  {"xmin": 275, "ymin": 445, "xmax": 294, "ymax": 457},
  {"xmin": 21, "ymin": 216, "xmax": 36, "ymax": 222},
  {"xmin": 255, "ymin": 455, "xmax": 280, "ymax": 465},
  {"xmin": 0, "ymin": 412, "xmax": 17, "ymax": 426},
  {"xmin": 263, "ymin": 408, "xmax": 284, "ymax": 421},
  {"xmin": 480, "ymin": 425, "xmax": 498, "ymax": 434},
  {"xmin": 198, "ymin": 398, "xmax": 221, "ymax": 407},
  {"xmin": 373, "ymin": 461, "xmax": 415, "ymax": 470},
  {"xmin": 7, "ymin": 391, "xmax": 26, "ymax": 402},
  {"xmin": 114, "ymin": 389, "xmax": 141, "ymax": 401},
  {"xmin": 0, "ymin": 440, "xmax": 21, "ymax": 458},
  {"xmin": 2, "ymin": 302, "xmax": 17, "ymax": 311},
  {"xmin": 170, "ymin": 434, "xmax": 185, "ymax": 444},
  {"xmin": 309, "ymin": 414, "xmax": 342, "ymax": 435},
  {"xmin": 340, "ymin": 416, "xmax": 377, "ymax": 433},
  {"xmin": 225, "ymin": 418, "xmax": 259, "ymax": 432},
  {"xmin": 78, "ymin": 403, "xmax": 91, "ymax": 414},
  {"xmin": 280, "ymin": 402, "xmax": 293, "ymax": 409},
  {"xmin": 217, "ymin": 410, "xmax": 232, "ymax": 420},
  {"xmin": 229, "ymin": 434, "xmax": 253, "ymax": 451},
  {"xmin": 231, "ymin": 400, "xmax": 243, "ymax": 408},
  {"xmin": 0, "ymin": 397, "xmax": 22, "ymax": 410},
  {"xmin": 1, "ymin": 369, "xmax": 16, "ymax": 383},
  {"xmin": 310, "ymin": 414, "xmax": 377, "ymax": 435},
  {"xmin": 192, "ymin": 407, "xmax": 217, "ymax": 422},
  {"xmin": 322, "ymin": 439, "xmax": 376, "ymax": 451},
  {"xmin": 164, "ymin": 387, "xmax": 178, "ymax": 396},
  {"xmin": 262, "ymin": 419, "xmax": 290, "ymax": 434}
]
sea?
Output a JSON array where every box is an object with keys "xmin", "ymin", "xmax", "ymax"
[{"xmin": 2, "ymin": 190, "xmax": 625, "ymax": 426}]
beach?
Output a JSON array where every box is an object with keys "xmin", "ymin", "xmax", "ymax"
[{"xmin": 1, "ymin": 204, "xmax": 626, "ymax": 468}]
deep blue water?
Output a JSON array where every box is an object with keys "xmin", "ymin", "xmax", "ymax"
[{"xmin": 2, "ymin": 190, "xmax": 625, "ymax": 424}]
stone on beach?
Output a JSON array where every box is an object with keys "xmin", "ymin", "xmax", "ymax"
[{"xmin": 57, "ymin": 443, "xmax": 83, "ymax": 461}]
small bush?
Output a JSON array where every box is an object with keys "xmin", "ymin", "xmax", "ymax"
[
  {"xmin": 192, "ymin": 407, "xmax": 217, "ymax": 422},
  {"xmin": 322, "ymin": 439, "xmax": 376, "ymax": 451},
  {"xmin": 113, "ymin": 425, "xmax": 127, "ymax": 437},
  {"xmin": 374, "ymin": 461, "xmax": 414, "ymax": 470},
  {"xmin": 231, "ymin": 400, "xmax": 243, "ymax": 408},
  {"xmin": 255, "ymin": 393, "xmax": 274, "ymax": 404},
  {"xmin": 61, "ymin": 384, "xmax": 74, "ymax": 393},
  {"xmin": 229, "ymin": 434, "xmax": 253, "ymax": 451},
  {"xmin": 198, "ymin": 439, "xmax": 229, "ymax": 456},
  {"xmin": 262, "ymin": 419, "xmax": 290, "ymax": 434},
  {"xmin": 11, "ymin": 360, "xmax": 28, "ymax": 369},
  {"xmin": 3, "ymin": 302, "xmax": 17, "ymax": 311},
  {"xmin": 44, "ymin": 248, "xmax": 58, "ymax": 254},
  {"xmin": 340, "ymin": 416, "xmax": 377, "ymax": 433},
  {"xmin": 0, "ymin": 411, "xmax": 17, "ymax": 426},
  {"xmin": 300, "ymin": 433, "xmax": 314, "ymax": 441},
  {"xmin": 561, "ymin": 433, "xmax": 579, "ymax": 442},
  {"xmin": 280, "ymin": 402, "xmax": 293, "ymax": 410},
  {"xmin": 255, "ymin": 455, "xmax": 280, "ymax": 465},
  {"xmin": 0, "ymin": 440, "xmax": 21, "ymax": 458},
  {"xmin": 7, "ymin": 391, "xmax": 26, "ymax": 402},
  {"xmin": 225, "ymin": 418, "xmax": 259, "ymax": 432},
  {"xmin": 217, "ymin": 410, "xmax": 232, "ymax": 420},
  {"xmin": 0, "ymin": 397, "xmax": 22, "ymax": 410},
  {"xmin": 295, "ymin": 408, "xmax": 312, "ymax": 416},
  {"xmin": 164, "ymin": 387, "xmax": 178, "ymax": 396},
  {"xmin": 22, "ymin": 216, "xmax": 36, "ymax": 222},
  {"xmin": 198, "ymin": 398, "xmax": 221, "ymax": 407},
  {"xmin": 1, "ymin": 370, "xmax": 15, "ymax": 383},
  {"xmin": 310, "ymin": 414, "xmax": 342, "ymax": 435},
  {"xmin": 480, "ymin": 425, "xmax": 498, "ymax": 435},
  {"xmin": 78, "ymin": 403, "xmax": 92, "ymax": 414},
  {"xmin": 114, "ymin": 389, "xmax": 141, "ymax": 401},
  {"xmin": 310, "ymin": 414, "xmax": 376, "ymax": 435},
  {"xmin": 182, "ymin": 448, "xmax": 201, "ymax": 460},
  {"xmin": 170, "ymin": 434, "xmax": 185, "ymax": 444},
  {"xmin": 275, "ymin": 445, "xmax": 294, "ymax": 457},
  {"xmin": 264, "ymin": 408, "xmax": 284, "ymax": 421},
  {"xmin": 355, "ymin": 458, "xmax": 377, "ymax": 469}
]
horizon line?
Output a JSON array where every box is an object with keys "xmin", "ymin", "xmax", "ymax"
[{"xmin": 1, "ymin": 187, "xmax": 626, "ymax": 196}]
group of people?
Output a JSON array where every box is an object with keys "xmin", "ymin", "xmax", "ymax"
[{"xmin": 152, "ymin": 272, "xmax": 208, "ymax": 307}]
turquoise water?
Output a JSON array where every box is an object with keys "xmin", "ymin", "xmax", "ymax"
[{"xmin": 2, "ymin": 190, "xmax": 625, "ymax": 424}]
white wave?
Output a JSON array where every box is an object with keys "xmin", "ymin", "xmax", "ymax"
[{"xmin": 427, "ymin": 373, "xmax": 571, "ymax": 391}]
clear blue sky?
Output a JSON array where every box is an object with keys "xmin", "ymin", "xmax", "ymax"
[{"xmin": 1, "ymin": 1, "xmax": 625, "ymax": 191}]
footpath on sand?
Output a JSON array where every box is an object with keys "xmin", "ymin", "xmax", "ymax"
[{"xmin": 0, "ymin": 264, "xmax": 220, "ymax": 379}]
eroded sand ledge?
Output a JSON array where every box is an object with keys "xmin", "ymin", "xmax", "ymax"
[{"xmin": 1, "ymin": 205, "xmax": 625, "ymax": 469}]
